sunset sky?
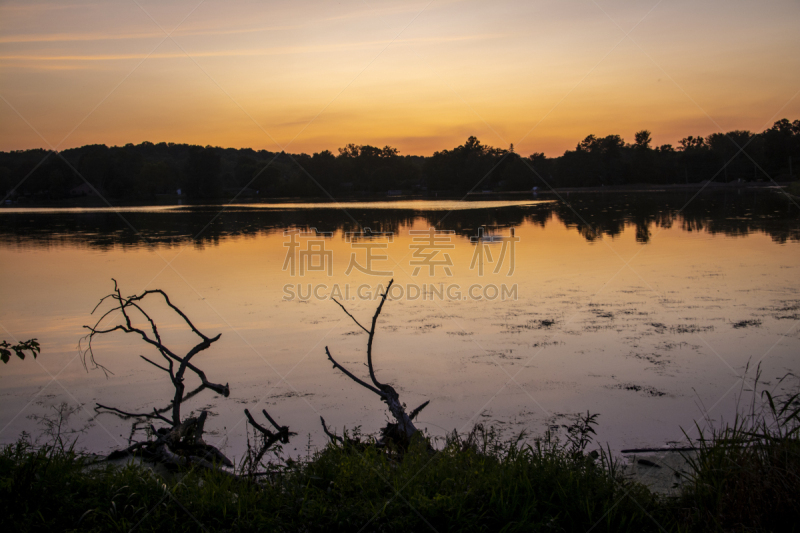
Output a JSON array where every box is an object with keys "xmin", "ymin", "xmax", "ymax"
[{"xmin": 1, "ymin": 0, "xmax": 799, "ymax": 157}]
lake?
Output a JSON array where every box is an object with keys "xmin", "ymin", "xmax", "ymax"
[{"xmin": 1, "ymin": 190, "xmax": 799, "ymax": 460}]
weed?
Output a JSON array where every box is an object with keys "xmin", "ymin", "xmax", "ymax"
[
  {"xmin": 673, "ymin": 364, "xmax": 800, "ymax": 532},
  {"xmin": 0, "ymin": 421, "xmax": 662, "ymax": 532}
]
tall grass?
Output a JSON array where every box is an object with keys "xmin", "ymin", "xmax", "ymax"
[
  {"xmin": 674, "ymin": 366, "xmax": 800, "ymax": 532},
  {"xmin": 4, "ymin": 376, "xmax": 798, "ymax": 532},
  {"xmin": 0, "ymin": 418, "xmax": 663, "ymax": 532}
]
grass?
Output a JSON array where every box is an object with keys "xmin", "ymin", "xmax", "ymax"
[
  {"xmin": 1, "ymin": 421, "xmax": 663, "ymax": 532},
  {"xmin": 672, "ymin": 368, "xmax": 800, "ymax": 532},
  {"xmin": 2, "ymin": 375, "xmax": 798, "ymax": 532}
]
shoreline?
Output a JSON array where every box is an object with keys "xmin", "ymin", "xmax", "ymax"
[{"xmin": 1, "ymin": 181, "xmax": 793, "ymax": 209}]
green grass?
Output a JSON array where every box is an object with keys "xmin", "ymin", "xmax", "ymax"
[
  {"xmin": 1, "ymin": 425, "xmax": 663, "ymax": 532},
  {"xmin": 672, "ymin": 372, "xmax": 800, "ymax": 532},
  {"xmin": 3, "ymin": 381, "xmax": 798, "ymax": 532}
]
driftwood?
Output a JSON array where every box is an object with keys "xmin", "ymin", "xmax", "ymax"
[
  {"xmin": 621, "ymin": 447, "xmax": 697, "ymax": 453},
  {"xmin": 82, "ymin": 280, "xmax": 229, "ymax": 422},
  {"xmin": 83, "ymin": 280, "xmax": 238, "ymax": 470},
  {"xmin": 106, "ymin": 411, "xmax": 233, "ymax": 470},
  {"xmin": 242, "ymin": 409, "xmax": 296, "ymax": 473},
  {"xmin": 324, "ymin": 279, "xmax": 430, "ymax": 447}
]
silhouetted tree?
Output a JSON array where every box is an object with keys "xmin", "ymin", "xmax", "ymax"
[
  {"xmin": 679, "ymin": 136, "xmax": 707, "ymax": 151},
  {"xmin": 185, "ymin": 146, "xmax": 223, "ymax": 199},
  {"xmin": 762, "ymin": 118, "xmax": 800, "ymax": 177},
  {"xmin": 1, "ymin": 119, "xmax": 799, "ymax": 202},
  {"xmin": 706, "ymin": 130, "xmax": 760, "ymax": 182},
  {"xmin": 634, "ymin": 130, "xmax": 652, "ymax": 149}
]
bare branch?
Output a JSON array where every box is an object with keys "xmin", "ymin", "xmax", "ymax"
[
  {"xmin": 95, "ymin": 403, "xmax": 172, "ymax": 425},
  {"xmin": 261, "ymin": 409, "xmax": 282, "ymax": 431},
  {"xmin": 245, "ymin": 409, "xmax": 294, "ymax": 442},
  {"xmin": 244, "ymin": 408, "xmax": 295, "ymax": 468},
  {"xmin": 244, "ymin": 408, "xmax": 270, "ymax": 435},
  {"xmin": 175, "ymin": 349, "xmax": 228, "ymax": 396},
  {"xmin": 90, "ymin": 293, "xmax": 117, "ymax": 316},
  {"xmin": 87, "ymin": 281, "xmax": 300, "ymax": 475},
  {"xmin": 320, "ymin": 416, "xmax": 343, "ymax": 444},
  {"xmin": 127, "ymin": 300, "xmax": 164, "ymax": 346},
  {"xmin": 84, "ymin": 320, "xmax": 227, "ymax": 397},
  {"xmin": 409, "ymin": 400, "xmax": 430, "ymax": 421},
  {"xmin": 331, "ymin": 299, "xmax": 370, "ymax": 334},
  {"xmin": 130, "ymin": 289, "xmax": 210, "ymax": 341},
  {"xmin": 326, "ymin": 278, "xmax": 429, "ymax": 447},
  {"xmin": 85, "ymin": 281, "xmax": 237, "ymax": 471},
  {"xmin": 152, "ymin": 384, "xmax": 208, "ymax": 416},
  {"xmin": 140, "ymin": 355, "xmax": 170, "ymax": 373},
  {"xmin": 325, "ymin": 346, "xmax": 382, "ymax": 396},
  {"xmin": 366, "ymin": 278, "xmax": 394, "ymax": 389}
]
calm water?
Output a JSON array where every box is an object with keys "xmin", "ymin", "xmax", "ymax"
[{"xmin": 1, "ymin": 191, "xmax": 799, "ymax": 459}]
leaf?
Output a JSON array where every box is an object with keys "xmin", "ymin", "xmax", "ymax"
[{"xmin": 0, "ymin": 339, "xmax": 39, "ymax": 364}]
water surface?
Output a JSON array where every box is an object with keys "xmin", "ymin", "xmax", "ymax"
[{"xmin": 1, "ymin": 191, "xmax": 798, "ymax": 459}]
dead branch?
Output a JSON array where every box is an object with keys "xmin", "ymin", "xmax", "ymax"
[
  {"xmin": 331, "ymin": 299, "xmax": 370, "ymax": 334},
  {"xmin": 85, "ymin": 280, "xmax": 233, "ymax": 470},
  {"xmin": 81, "ymin": 279, "xmax": 230, "ymax": 413},
  {"xmin": 95, "ymin": 403, "xmax": 172, "ymax": 425},
  {"xmin": 409, "ymin": 400, "xmax": 430, "ymax": 421},
  {"xmin": 320, "ymin": 416, "xmax": 343, "ymax": 444},
  {"xmin": 104, "ymin": 411, "xmax": 233, "ymax": 471},
  {"xmin": 324, "ymin": 279, "xmax": 429, "ymax": 448},
  {"xmin": 325, "ymin": 347, "xmax": 382, "ymax": 395},
  {"xmin": 140, "ymin": 355, "xmax": 170, "ymax": 373},
  {"xmin": 243, "ymin": 408, "xmax": 295, "ymax": 472},
  {"xmin": 319, "ymin": 416, "xmax": 374, "ymax": 450}
]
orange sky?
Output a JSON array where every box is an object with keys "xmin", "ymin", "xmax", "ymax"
[{"xmin": 1, "ymin": 0, "xmax": 799, "ymax": 157}]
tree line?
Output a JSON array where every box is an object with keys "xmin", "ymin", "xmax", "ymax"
[{"xmin": 1, "ymin": 118, "xmax": 798, "ymax": 201}]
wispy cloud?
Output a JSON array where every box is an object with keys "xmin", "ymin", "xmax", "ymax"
[
  {"xmin": 0, "ymin": 1, "xmax": 441, "ymax": 45},
  {"xmin": 0, "ymin": 33, "xmax": 504, "ymax": 62},
  {"xmin": 0, "ymin": 62, "xmax": 96, "ymax": 71},
  {"xmin": 0, "ymin": 23, "xmax": 307, "ymax": 44},
  {"xmin": 0, "ymin": 2, "xmax": 100, "ymax": 13}
]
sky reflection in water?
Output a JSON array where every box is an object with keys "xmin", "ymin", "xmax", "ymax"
[{"xmin": 0, "ymin": 192, "xmax": 798, "ymax": 460}]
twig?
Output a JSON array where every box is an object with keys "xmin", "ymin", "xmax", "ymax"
[
  {"xmin": 366, "ymin": 279, "xmax": 394, "ymax": 389},
  {"xmin": 95, "ymin": 403, "xmax": 172, "ymax": 425},
  {"xmin": 244, "ymin": 408, "xmax": 271, "ymax": 435},
  {"xmin": 331, "ymin": 299, "xmax": 370, "ymax": 334},
  {"xmin": 320, "ymin": 416, "xmax": 343, "ymax": 443},
  {"xmin": 244, "ymin": 408, "xmax": 295, "ymax": 468},
  {"xmin": 325, "ymin": 347, "xmax": 382, "ymax": 396},
  {"xmin": 259, "ymin": 409, "xmax": 278, "ymax": 430},
  {"xmin": 409, "ymin": 400, "xmax": 430, "ymax": 421},
  {"xmin": 140, "ymin": 355, "xmax": 170, "ymax": 373}
]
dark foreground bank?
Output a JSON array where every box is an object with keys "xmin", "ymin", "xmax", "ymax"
[{"xmin": 3, "ymin": 402, "xmax": 798, "ymax": 533}]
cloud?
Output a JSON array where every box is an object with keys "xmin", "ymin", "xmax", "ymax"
[
  {"xmin": 0, "ymin": 34, "xmax": 505, "ymax": 62},
  {"xmin": 0, "ymin": 24, "xmax": 306, "ymax": 44}
]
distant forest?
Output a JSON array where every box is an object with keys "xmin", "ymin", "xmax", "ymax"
[{"xmin": 1, "ymin": 118, "xmax": 799, "ymax": 202}]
